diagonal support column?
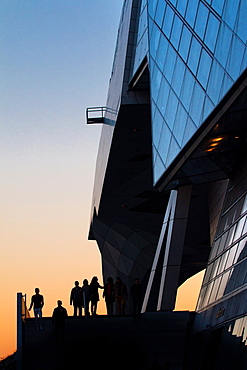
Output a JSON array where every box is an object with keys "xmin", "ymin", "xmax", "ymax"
[{"xmin": 141, "ymin": 186, "xmax": 192, "ymax": 313}]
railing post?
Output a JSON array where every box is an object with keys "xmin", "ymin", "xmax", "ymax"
[{"xmin": 17, "ymin": 292, "xmax": 23, "ymax": 370}]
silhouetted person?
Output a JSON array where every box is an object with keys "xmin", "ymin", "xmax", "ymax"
[
  {"xmin": 89, "ymin": 276, "xmax": 104, "ymax": 315},
  {"xmin": 81, "ymin": 279, "xmax": 90, "ymax": 316},
  {"xmin": 70, "ymin": 281, "xmax": 82, "ymax": 316},
  {"xmin": 113, "ymin": 277, "xmax": 128, "ymax": 315},
  {"xmin": 103, "ymin": 277, "xmax": 114, "ymax": 315},
  {"xmin": 29, "ymin": 288, "xmax": 44, "ymax": 331},
  {"xmin": 131, "ymin": 278, "xmax": 143, "ymax": 320},
  {"xmin": 52, "ymin": 300, "xmax": 68, "ymax": 345}
]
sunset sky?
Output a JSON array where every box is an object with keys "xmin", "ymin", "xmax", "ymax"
[{"xmin": 0, "ymin": 0, "xmax": 204, "ymax": 359}]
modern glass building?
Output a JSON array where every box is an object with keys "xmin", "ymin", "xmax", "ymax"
[{"xmin": 88, "ymin": 0, "xmax": 247, "ymax": 367}]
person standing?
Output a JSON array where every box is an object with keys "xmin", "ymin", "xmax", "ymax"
[
  {"xmin": 113, "ymin": 277, "xmax": 128, "ymax": 315},
  {"xmin": 131, "ymin": 278, "xmax": 143, "ymax": 320},
  {"xmin": 52, "ymin": 300, "xmax": 68, "ymax": 345},
  {"xmin": 29, "ymin": 288, "xmax": 44, "ymax": 331},
  {"xmin": 103, "ymin": 277, "xmax": 114, "ymax": 315},
  {"xmin": 89, "ymin": 276, "xmax": 104, "ymax": 316},
  {"xmin": 81, "ymin": 279, "xmax": 90, "ymax": 316},
  {"xmin": 70, "ymin": 281, "xmax": 82, "ymax": 316}
]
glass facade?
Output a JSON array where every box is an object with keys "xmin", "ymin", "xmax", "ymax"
[
  {"xmin": 138, "ymin": 0, "xmax": 247, "ymax": 183},
  {"xmin": 197, "ymin": 165, "xmax": 247, "ymax": 311}
]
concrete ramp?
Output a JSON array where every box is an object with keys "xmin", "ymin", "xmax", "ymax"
[{"xmin": 24, "ymin": 311, "xmax": 194, "ymax": 370}]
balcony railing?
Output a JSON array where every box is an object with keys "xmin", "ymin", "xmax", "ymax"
[
  {"xmin": 86, "ymin": 106, "xmax": 118, "ymax": 125},
  {"xmin": 86, "ymin": 106, "xmax": 106, "ymax": 124}
]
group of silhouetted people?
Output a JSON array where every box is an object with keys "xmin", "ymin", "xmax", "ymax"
[
  {"xmin": 70, "ymin": 276, "xmax": 142, "ymax": 318},
  {"xmin": 28, "ymin": 276, "xmax": 143, "ymax": 345}
]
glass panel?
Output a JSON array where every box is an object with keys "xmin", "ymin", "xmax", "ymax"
[
  {"xmin": 204, "ymin": 12, "xmax": 220, "ymax": 52},
  {"xmin": 163, "ymin": 45, "xmax": 177, "ymax": 84},
  {"xmin": 181, "ymin": 116, "xmax": 197, "ymax": 147},
  {"xmin": 195, "ymin": 2, "xmax": 209, "ymax": 40},
  {"xmin": 179, "ymin": 25, "xmax": 192, "ymax": 62},
  {"xmin": 218, "ymin": 250, "xmax": 229, "ymax": 274},
  {"xmin": 225, "ymin": 267, "xmax": 235, "ymax": 294},
  {"xmin": 166, "ymin": 136, "xmax": 181, "ymax": 166},
  {"xmin": 197, "ymin": 48, "xmax": 212, "ymax": 88},
  {"xmin": 212, "ymin": 0, "xmax": 224, "ymax": 16},
  {"xmin": 185, "ymin": 0, "xmax": 199, "ymax": 28},
  {"xmin": 235, "ymin": 259, "xmax": 247, "ymax": 289},
  {"xmin": 152, "ymin": 107, "xmax": 164, "ymax": 149},
  {"xmin": 156, "ymin": 35, "xmax": 168, "ymax": 71},
  {"xmin": 170, "ymin": 14, "xmax": 183, "ymax": 50},
  {"xmin": 219, "ymin": 73, "xmax": 234, "ymax": 101},
  {"xmin": 172, "ymin": 57, "xmax": 185, "ymax": 97},
  {"xmin": 227, "ymin": 35, "xmax": 245, "ymax": 80},
  {"xmin": 150, "ymin": 22, "xmax": 161, "ymax": 59},
  {"xmin": 208, "ymin": 276, "xmax": 221, "ymax": 303},
  {"xmin": 164, "ymin": 89, "xmax": 178, "ymax": 131},
  {"xmin": 151, "ymin": 63, "xmax": 162, "ymax": 102},
  {"xmin": 211, "ymin": 257, "xmax": 221, "ymax": 279},
  {"xmin": 225, "ymin": 225, "xmax": 237, "ymax": 249},
  {"xmin": 233, "ymin": 216, "xmax": 246, "ymax": 242},
  {"xmin": 155, "ymin": 0, "xmax": 166, "ymax": 28},
  {"xmin": 157, "ymin": 121, "xmax": 172, "ymax": 165},
  {"xmin": 241, "ymin": 195, "xmax": 247, "ymax": 214},
  {"xmin": 173, "ymin": 103, "xmax": 187, "ymax": 146},
  {"xmin": 180, "ymin": 69, "xmax": 195, "ymax": 111},
  {"xmin": 215, "ymin": 23, "xmax": 233, "ymax": 69},
  {"xmin": 203, "ymin": 262, "xmax": 214, "ymax": 284},
  {"xmin": 207, "ymin": 60, "xmax": 224, "ymax": 103},
  {"xmin": 225, "ymin": 244, "xmax": 238, "ymax": 269},
  {"xmin": 189, "ymin": 82, "xmax": 205, "ymax": 125},
  {"xmin": 148, "ymin": 0, "xmax": 158, "ymax": 19},
  {"xmin": 153, "ymin": 150, "xmax": 166, "ymax": 183},
  {"xmin": 202, "ymin": 95, "xmax": 215, "ymax": 122},
  {"xmin": 203, "ymin": 281, "xmax": 214, "ymax": 306},
  {"xmin": 157, "ymin": 77, "xmax": 170, "ymax": 116},
  {"xmin": 236, "ymin": 0, "xmax": 247, "ymax": 42},
  {"xmin": 217, "ymin": 231, "xmax": 228, "ymax": 254},
  {"xmin": 177, "ymin": 0, "xmax": 188, "ymax": 17},
  {"xmin": 223, "ymin": 0, "xmax": 239, "ymax": 30},
  {"xmin": 242, "ymin": 218, "xmax": 247, "ymax": 235},
  {"xmin": 234, "ymin": 238, "xmax": 247, "ymax": 263},
  {"xmin": 188, "ymin": 36, "xmax": 202, "ymax": 75},
  {"xmin": 162, "ymin": 5, "xmax": 174, "ymax": 39},
  {"xmin": 210, "ymin": 239, "xmax": 220, "ymax": 260},
  {"xmin": 217, "ymin": 270, "xmax": 231, "ymax": 298}
]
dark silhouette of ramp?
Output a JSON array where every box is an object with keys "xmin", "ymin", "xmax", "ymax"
[{"xmin": 24, "ymin": 311, "xmax": 194, "ymax": 370}]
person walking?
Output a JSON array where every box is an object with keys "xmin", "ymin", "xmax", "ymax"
[
  {"xmin": 70, "ymin": 281, "xmax": 82, "ymax": 317},
  {"xmin": 52, "ymin": 300, "xmax": 68, "ymax": 345},
  {"xmin": 89, "ymin": 276, "xmax": 104, "ymax": 316},
  {"xmin": 103, "ymin": 277, "xmax": 114, "ymax": 315},
  {"xmin": 131, "ymin": 278, "xmax": 143, "ymax": 320},
  {"xmin": 29, "ymin": 288, "xmax": 44, "ymax": 331},
  {"xmin": 113, "ymin": 277, "xmax": 128, "ymax": 315}
]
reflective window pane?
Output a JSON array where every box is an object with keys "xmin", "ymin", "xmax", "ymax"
[
  {"xmin": 195, "ymin": 2, "xmax": 209, "ymax": 40},
  {"xmin": 162, "ymin": 5, "xmax": 174, "ymax": 38},
  {"xmin": 188, "ymin": 36, "xmax": 202, "ymax": 75},
  {"xmin": 204, "ymin": 12, "xmax": 220, "ymax": 52},
  {"xmin": 197, "ymin": 49, "xmax": 212, "ymax": 88},
  {"xmin": 185, "ymin": 0, "xmax": 199, "ymax": 28},
  {"xmin": 179, "ymin": 25, "xmax": 192, "ymax": 62},
  {"xmin": 170, "ymin": 15, "xmax": 183, "ymax": 50}
]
